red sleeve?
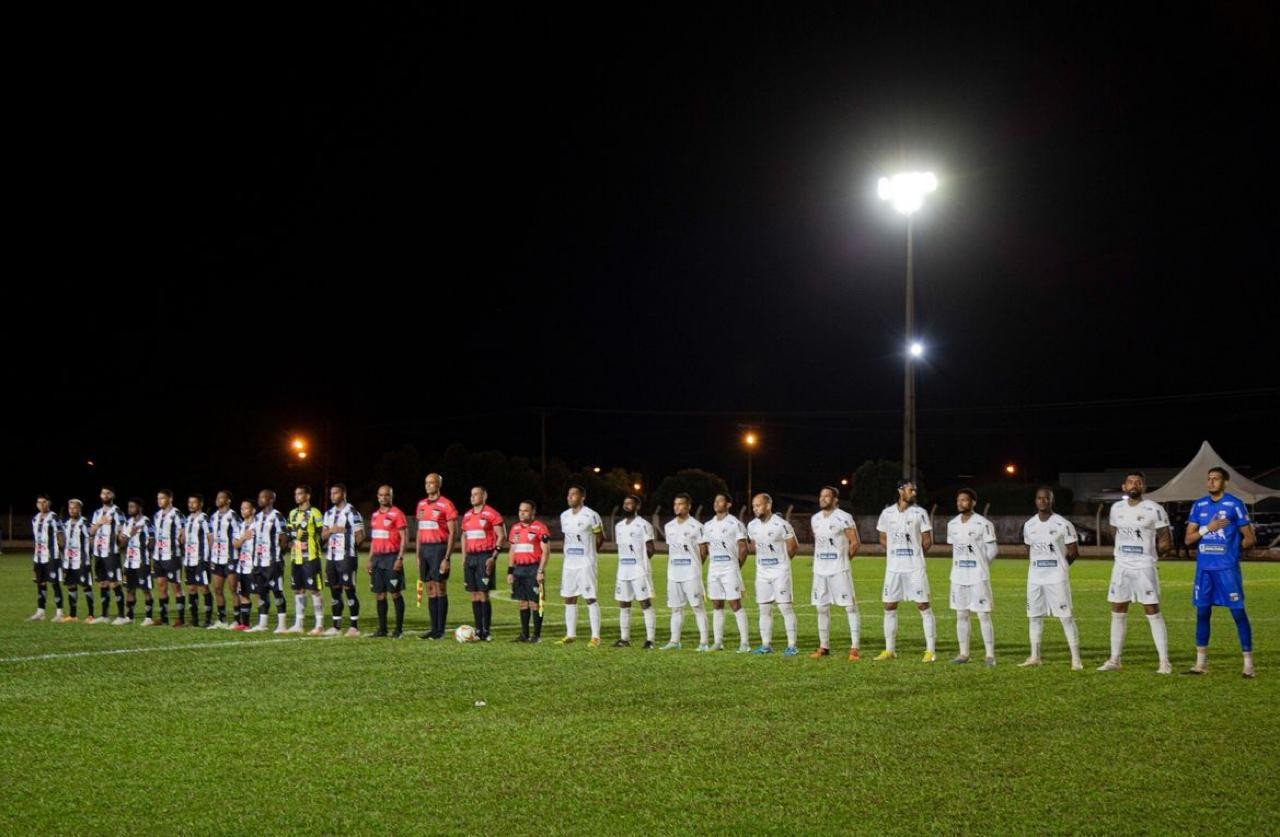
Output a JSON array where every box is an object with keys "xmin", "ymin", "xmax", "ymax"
[
  {"xmin": 485, "ymin": 507, "xmax": 503, "ymax": 527},
  {"xmin": 415, "ymin": 501, "xmax": 427, "ymax": 519},
  {"xmin": 444, "ymin": 500, "xmax": 459, "ymax": 521},
  {"xmin": 394, "ymin": 509, "xmax": 408, "ymax": 530},
  {"xmin": 536, "ymin": 521, "xmax": 551, "ymax": 541}
]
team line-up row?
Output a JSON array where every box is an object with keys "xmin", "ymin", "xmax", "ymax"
[{"xmin": 25, "ymin": 468, "xmax": 1259, "ymax": 676}]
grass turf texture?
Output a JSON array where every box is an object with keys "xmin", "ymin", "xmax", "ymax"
[{"xmin": 1, "ymin": 552, "xmax": 1277, "ymax": 835}]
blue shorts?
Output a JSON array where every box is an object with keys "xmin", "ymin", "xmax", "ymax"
[{"xmin": 1192, "ymin": 566, "xmax": 1245, "ymax": 609}]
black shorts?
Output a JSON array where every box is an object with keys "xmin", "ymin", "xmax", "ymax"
[
  {"xmin": 93, "ymin": 555, "xmax": 121, "ymax": 583},
  {"xmin": 183, "ymin": 564, "xmax": 209, "ymax": 586},
  {"xmin": 417, "ymin": 543, "xmax": 449, "ymax": 582},
  {"xmin": 124, "ymin": 567, "xmax": 152, "ymax": 590},
  {"xmin": 252, "ymin": 566, "xmax": 282, "ymax": 595},
  {"xmin": 152, "ymin": 559, "xmax": 181, "ymax": 583},
  {"xmin": 464, "ymin": 552, "xmax": 497, "ymax": 593},
  {"xmin": 236, "ymin": 572, "xmax": 257, "ymax": 596},
  {"xmin": 209, "ymin": 562, "xmax": 233, "ymax": 578},
  {"xmin": 33, "ymin": 562, "xmax": 62, "ymax": 583},
  {"xmin": 371, "ymin": 560, "xmax": 406, "ymax": 595},
  {"xmin": 326, "ymin": 557, "xmax": 357, "ymax": 589},
  {"xmin": 63, "ymin": 566, "xmax": 92, "ymax": 587},
  {"xmin": 511, "ymin": 564, "xmax": 540, "ymax": 602},
  {"xmin": 291, "ymin": 559, "xmax": 322, "ymax": 591}
]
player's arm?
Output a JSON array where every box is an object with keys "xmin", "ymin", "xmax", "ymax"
[
  {"xmin": 737, "ymin": 536, "xmax": 748, "ymax": 568},
  {"xmin": 845, "ymin": 525, "xmax": 861, "ymax": 558},
  {"xmin": 785, "ymin": 534, "xmax": 799, "ymax": 559},
  {"xmin": 921, "ymin": 526, "xmax": 934, "ymax": 553},
  {"xmin": 1241, "ymin": 524, "xmax": 1256, "ymax": 550},
  {"xmin": 699, "ymin": 541, "xmax": 709, "ymax": 561},
  {"xmin": 351, "ymin": 515, "xmax": 365, "ymax": 548},
  {"xmin": 646, "ymin": 536, "xmax": 655, "ymax": 559},
  {"xmin": 394, "ymin": 512, "xmax": 407, "ymax": 572},
  {"xmin": 488, "ymin": 523, "xmax": 506, "ymax": 573},
  {"xmin": 1156, "ymin": 525, "xmax": 1172, "ymax": 558},
  {"xmin": 594, "ymin": 524, "xmax": 605, "ymax": 553}
]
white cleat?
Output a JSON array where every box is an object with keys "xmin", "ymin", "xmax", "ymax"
[
  {"xmin": 322, "ymin": 627, "xmax": 340, "ymax": 637},
  {"xmin": 307, "ymin": 626, "xmax": 324, "ymax": 637},
  {"xmin": 286, "ymin": 624, "xmax": 304, "ymax": 634},
  {"xmin": 695, "ymin": 643, "xmax": 711, "ymax": 652},
  {"xmin": 272, "ymin": 625, "xmax": 289, "ymax": 634},
  {"xmin": 140, "ymin": 617, "xmax": 155, "ymax": 627},
  {"xmin": 1157, "ymin": 662, "xmax": 1173, "ymax": 675},
  {"xmin": 1097, "ymin": 659, "xmax": 1122, "ymax": 672},
  {"xmin": 737, "ymin": 644, "xmax": 752, "ymax": 653},
  {"xmin": 27, "ymin": 609, "xmax": 46, "ymax": 621},
  {"xmin": 1017, "ymin": 657, "xmax": 1042, "ymax": 668},
  {"xmin": 246, "ymin": 624, "xmax": 267, "ymax": 633},
  {"xmin": 1071, "ymin": 659, "xmax": 1084, "ymax": 671},
  {"xmin": 51, "ymin": 613, "xmax": 66, "ymax": 624},
  {"xmin": 112, "ymin": 616, "xmax": 130, "ymax": 626},
  {"xmin": 206, "ymin": 621, "xmax": 224, "ymax": 630},
  {"xmin": 710, "ymin": 643, "xmax": 724, "ymax": 651},
  {"xmin": 344, "ymin": 627, "xmax": 362, "ymax": 638}
]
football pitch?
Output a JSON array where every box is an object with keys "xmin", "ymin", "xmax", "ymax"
[{"xmin": 1, "ymin": 553, "xmax": 1276, "ymax": 834}]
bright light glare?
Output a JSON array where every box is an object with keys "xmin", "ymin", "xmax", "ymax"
[
  {"xmin": 878, "ymin": 171, "xmax": 937, "ymax": 215},
  {"xmin": 909, "ymin": 342, "xmax": 924, "ymax": 358}
]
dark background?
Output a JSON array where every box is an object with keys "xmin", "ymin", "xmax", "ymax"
[{"xmin": 7, "ymin": 3, "xmax": 1277, "ymax": 513}]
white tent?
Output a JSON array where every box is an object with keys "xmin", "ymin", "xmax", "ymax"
[{"xmin": 1146, "ymin": 441, "xmax": 1280, "ymax": 505}]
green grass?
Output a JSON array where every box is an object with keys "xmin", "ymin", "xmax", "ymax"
[{"xmin": 1, "ymin": 551, "xmax": 1277, "ymax": 835}]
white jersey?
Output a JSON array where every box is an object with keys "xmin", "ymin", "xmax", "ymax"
[
  {"xmin": 877, "ymin": 504, "xmax": 932, "ymax": 573},
  {"xmin": 664, "ymin": 516, "xmax": 704, "ymax": 582},
  {"xmin": 208, "ymin": 508, "xmax": 238, "ymax": 566},
  {"xmin": 233, "ymin": 519, "xmax": 254, "ymax": 573},
  {"xmin": 322, "ymin": 504, "xmax": 363, "ymax": 560},
  {"xmin": 122, "ymin": 515, "xmax": 154, "ymax": 569},
  {"xmin": 947, "ymin": 513, "xmax": 998, "ymax": 584},
  {"xmin": 703, "ymin": 514, "xmax": 747, "ymax": 577},
  {"xmin": 152, "ymin": 507, "xmax": 185, "ymax": 562},
  {"xmin": 62, "ymin": 517, "xmax": 91, "ymax": 570},
  {"xmin": 810, "ymin": 509, "xmax": 856, "ymax": 576},
  {"xmin": 183, "ymin": 511, "xmax": 210, "ymax": 566},
  {"xmin": 32, "ymin": 512, "xmax": 62, "ymax": 565},
  {"xmin": 1023, "ymin": 513, "xmax": 1078, "ymax": 584},
  {"xmin": 747, "ymin": 514, "xmax": 795, "ymax": 578},
  {"xmin": 560, "ymin": 506, "xmax": 603, "ymax": 569},
  {"xmin": 91, "ymin": 504, "xmax": 126, "ymax": 557},
  {"xmin": 1109, "ymin": 499, "xmax": 1169, "ymax": 570},
  {"xmin": 614, "ymin": 516, "xmax": 653, "ymax": 581},
  {"xmin": 253, "ymin": 509, "xmax": 288, "ymax": 567}
]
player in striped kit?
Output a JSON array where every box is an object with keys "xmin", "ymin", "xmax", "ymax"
[
  {"xmin": 247, "ymin": 490, "xmax": 289, "ymax": 632},
  {"xmin": 946, "ymin": 489, "xmax": 999, "ymax": 666},
  {"xmin": 809, "ymin": 486, "xmax": 861, "ymax": 661},
  {"xmin": 181, "ymin": 494, "xmax": 211, "ymax": 627},
  {"xmin": 149, "ymin": 490, "xmax": 185, "ymax": 626},
  {"xmin": 90, "ymin": 486, "xmax": 128, "ymax": 624},
  {"xmin": 703, "ymin": 493, "xmax": 751, "ymax": 652},
  {"xmin": 287, "ymin": 485, "xmax": 327, "ymax": 635},
  {"xmin": 322, "ymin": 484, "xmax": 364, "ymax": 636},
  {"xmin": 613, "ymin": 494, "xmax": 657, "ymax": 648},
  {"xmin": 747, "ymin": 494, "xmax": 800, "ymax": 656},
  {"xmin": 61, "ymin": 499, "xmax": 97, "ymax": 622},
  {"xmin": 29, "ymin": 494, "xmax": 64, "ymax": 622},
  {"xmin": 119, "ymin": 498, "xmax": 155, "ymax": 624},
  {"xmin": 662, "ymin": 493, "xmax": 709, "ymax": 651},
  {"xmin": 206, "ymin": 491, "xmax": 239, "ymax": 629},
  {"xmin": 232, "ymin": 499, "xmax": 257, "ymax": 630}
]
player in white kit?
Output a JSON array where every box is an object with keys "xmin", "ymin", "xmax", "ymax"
[
  {"xmin": 875, "ymin": 480, "xmax": 938, "ymax": 663},
  {"xmin": 1020, "ymin": 487, "xmax": 1083, "ymax": 670},
  {"xmin": 1098, "ymin": 471, "xmax": 1172, "ymax": 674},
  {"xmin": 613, "ymin": 493, "xmax": 657, "ymax": 648},
  {"xmin": 703, "ymin": 492, "xmax": 751, "ymax": 652},
  {"xmin": 559, "ymin": 485, "xmax": 605, "ymax": 647},
  {"xmin": 946, "ymin": 488, "xmax": 999, "ymax": 666},
  {"xmin": 662, "ymin": 493, "xmax": 709, "ymax": 651},
  {"xmin": 747, "ymin": 494, "xmax": 800, "ymax": 656},
  {"xmin": 809, "ymin": 486, "xmax": 861, "ymax": 661}
]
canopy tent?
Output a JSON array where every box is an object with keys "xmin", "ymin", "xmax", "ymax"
[{"xmin": 1146, "ymin": 441, "xmax": 1280, "ymax": 505}]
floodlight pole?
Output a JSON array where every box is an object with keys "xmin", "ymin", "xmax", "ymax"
[{"xmin": 903, "ymin": 216, "xmax": 916, "ymax": 483}]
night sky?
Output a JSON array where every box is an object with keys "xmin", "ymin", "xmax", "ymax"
[{"xmin": 9, "ymin": 4, "xmax": 1277, "ymax": 512}]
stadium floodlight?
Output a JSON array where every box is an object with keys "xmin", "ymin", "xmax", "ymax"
[
  {"xmin": 909, "ymin": 341, "xmax": 924, "ymax": 358},
  {"xmin": 877, "ymin": 171, "xmax": 937, "ymax": 216},
  {"xmin": 1005, "ymin": 463, "xmax": 1017, "ymax": 476}
]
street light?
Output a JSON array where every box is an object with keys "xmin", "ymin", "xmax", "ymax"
[
  {"xmin": 1004, "ymin": 463, "xmax": 1017, "ymax": 476},
  {"xmin": 741, "ymin": 428, "xmax": 759, "ymax": 502},
  {"xmin": 878, "ymin": 170, "xmax": 937, "ymax": 482},
  {"xmin": 632, "ymin": 482, "xmax": 642, "ymax": 492},
  {"xmin": 291, "ymin": 436, "xmax": 308, "ymax": 461}
]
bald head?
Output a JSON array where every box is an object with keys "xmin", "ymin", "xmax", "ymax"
[
  {"xmin": 751, "ymin": 492, "xmax": 773, "ymax": 521},
  {"xmin": 425, "ymin": 473, "xmax": 443, "ymax": 497}
]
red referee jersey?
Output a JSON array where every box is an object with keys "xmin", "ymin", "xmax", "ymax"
[
  {"xmin": 415, "ymin": 495, "xmax": 458, "ymax": 545},
  {"xmin": 370, "ymin": 506, "xmax": 408, "ymax": 554},
  {"xmin": 508, "ymin": 520, "xmax": 550, "ymax": 565},
  {"xmin": 461, "ymin": 505, "xmax": 503, "ymax": 553}
]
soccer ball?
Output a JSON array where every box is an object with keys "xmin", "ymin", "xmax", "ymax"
[{"xmin": 454, "ymin": 624, "xmax": 477, "ymax": 643}]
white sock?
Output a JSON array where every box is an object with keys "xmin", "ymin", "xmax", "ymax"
[
  {"xmin": 565, "ymin": 603, "xmax": 577, "ymax": 637},
  {"xmin": 1061, "ymin": 616, "xmax": 1080, "ymax": 660},
  {"xmin": 587, "ymin": 601, "xmax": 601, "ymax": 640},
  {"xmin": 1196, "ymin": 648, "xmax": 1207, "ymax": 668},
  {"xmin": 312, "ymin": 594, "xmax": 324, "ymax": 627},
  {"xmin": 759, "ymin": 602, "xmax": 774, "ymax": 647},
  {"xmin": 979, "ymin": 611, "xmax": 994, "ymax": 658},
  {"xmin": 921, "ymin": 607, "xmax": 936, "ymax": 653},
  {"xmin": 1029, "ymin": 616, "xmax": 1043, "ymax": 658},
  {"xmin": 735, "ymin": 608, "xmax": 749, "ymax": 645},
  {"xmin": 779, "ymin": 602, "xmax": 797, "ymax": 647},
  {"xmin": 956, "ymin": 610, "xmax": 971, "ymax": 658},
  {"xmin": 278, "ymin": 612, "xmax": 287, "ymax": 629},
  {"xmin": 258, "ymin": 613, "xmax": 268, "ymax": 628},
  {"xmin": 670, "ymin": 608, "xmax": 684, "ymax": 643},
  {"xmin": 293, "ymin": 594, "xmax": 305, "ymax": 625},
  {"xmin": 1146, "ymin": 612, "xmax": 1169, "ymax": 663},
  {"xmin": 884, "ymin": 609, "xmax": 898, "ymax": 652},
  {"xmin": 713, "ymin": 608, "xmax": 725, "ymax": 645},
  {"xmin": 817, "ymin": 604, "xmax": 831, "ymax": 649},
  {"xmin": 643, "ymin": 607, "xmax": 656, "ymax": 641},
  {"xmin": 693, "ymin": 604, "xmax": 708, "ymax": 645},
  {"xmin": 619, "ymin": 607, "xmax": 631, "ymax": 641},
  {"xmin": 1110, "ymin": 611, "xmax": 1127, "ymax": 660},
  {"xmin": 846, "ymin": 605, "xmax": 860, "ymax": 649}
]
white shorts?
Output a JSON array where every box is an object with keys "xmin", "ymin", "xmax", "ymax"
[
  {"xmin": 811, "ymin": 570, "xmax": 856, "ymax": 607},
  {"xmin": 1026, "ymin": 580, "xmax": 1073, "ymax": 617},
  {"xmin": 949, "ymin": 581, "xmax": 994, "ymax": 612},
  {"xmin": 1107, "ymin": 564, "xmax": 1160, "ymax": 605},
  {"xmin": 755, "ymin": 571, "xmax": 793, "ymax": 604},
  {"xmin": 707, "ymin": 570, "xmax": 745, "ymax": 601},
  {"xmin": 614, "ymin": 573, "xmax": 653, "ymax": 603},
  {"xmin": 560, "ymin": 564, "xmax": 597, "ymax": 599},
  {"xmin": 667, "ymin": 577, "xmax": 705, "ymax": 608},
  {"xmin": 882, "ymin": 569, "xmax": 930, "ymax": 603}
]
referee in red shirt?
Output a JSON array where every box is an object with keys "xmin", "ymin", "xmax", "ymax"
[
  {"xmin": 368, "ymin": 485, "xmax": 409, "ymax": 638},
  {"xmin": 461, "ymin": 486, "xmax": 505, "ymax": 641},
  {"xmin": 507, "ymin": 500, "xmax": 551, "ymax": 642}
]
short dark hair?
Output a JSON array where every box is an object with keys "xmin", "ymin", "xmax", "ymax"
[
  {"xmin": 674, "ymin": 492, "xmax": 693, "ymax": 504},
  {"xmin": 519, "ymin": 499, "xmax": 538, "ymax": 512},
  {"xmin": 1208, "ymin": 466, "xmax": 1229, "ymax": 481},
  {"xmin": 896, "ymin": 479, "xmax": 914, "ymax": 491},
  {"xmin": 240, "ymin": 498, "xmax": 255, "ymax": 510},
  {"xmin": 101, "ymin": 485, "xmax": 116, "ymax": 495},
  {"xmin": 957, "ymin": 487, "xmax": 977, "ymax": 502},
  {"xmin": 714, "ymin": 492, "xmax": 733, "ymax": 505},
  {"xmin": 568, "ymin": 484, "xmax": 585, "ymax": 496},
  {"xmin": 128, "ymin": 497, "xmax": 144, "ymax": 508},
  {"xmin": 36, "ymin": 493, "xmax": 50, "ymax": 502},
  {"xmin": 296, "ymin": 484, "xmax": 312, "ymax": 495},
  {"xmin": 189, "ymin": 493, "xmax": 204, "ymax": 505},
  {"xmin": 624, "ymin": 494, "xmax": 642, "ymax": 507},
  {"xmin": 820, "ymin": 485, "xmax": 840, "ymax": 498},
  {"xmin": 157, "ymin": 489, "xmax": 173, "ymax": 499},
  {"xmin": 331, "ymin": 483, "xmax": 347, "ymax": 494},
  {"xmin": 217, "ymin": 489, "xmax": 233, "ymax": 501},
  {"xmin": 1124, "ymin": 470, "xmax": 1146, "ymax": 481}
]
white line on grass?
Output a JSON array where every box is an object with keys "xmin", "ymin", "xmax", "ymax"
[{"xmin": 0, "ymin": 636, "xmax": 318, "ymax": 664}]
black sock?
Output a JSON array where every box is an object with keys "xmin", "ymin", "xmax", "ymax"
[
  {"xmin": 439, "ymin": 596, "xmax": 448, "ymax": 634},
  {"xmin": 37, "ymin": 583, "xmax": 47, "ymax": 610},
  {"xmin": 394, "ymin": 596, "xmax": 405, "ymax": 632},
  {"xmin": 145, "ymin": 597, "xmax": 154, "ymax": 619},
  {"xmin": 176, "ymin": 594, "xmax": 186, "ymax": 621},
  {"xmin": 114, "ymin": 587, "xmax": 125, "ymax": 616},
  {"xmin": 87, "ymin": 589, "xmax": 95, "ymax": 617},
  {"xmin": 347, "ymin": 593, "xmax": 359, "ymax": 629},
  {"xmin": 160, "ymin": 599, "xmax": 169, "ymax": 624},
  {"xmin": 332, "ymin": 594, "xmax": 344, "ymax": 625},
  {"xmin": 204, "ymin": 592, "xmax": 214, "ymax": 623},
  {"xmin": 259, "ymin": 596, "xmax": 270, "ymax": 621},
  {"xmin": 274, "ymin": 594, "xmax": 286, "ymax": 619},
  {"xmin": 101, "ymin": 589, "xmax": 112, "ymax": 616},
  {"xmin": 534, "ymin": 610, "xmax": 543, "ymax": 637},
  {"xmin": 377, "ymin": 598, "xmax": 388, "ymax": 632},
  {"xmin": 471, "ymin": 601, "xmax": 483, "ymax": 632},
  {"xmin": 429, "ymin": 597, "xmax": 440, "ymax": 634},
  {"xmin": 217, "ymin": 603, "xmax": 227, "ymax": 622},
  {"xmin": 520, "ymin": 608, "xmax": 531, "ymax": 637},
  {"xmin": 69, "ymin": 590, "xmax": 78, "ymax": 617},
  {"xmin": 484, "ymin": 600, "xmax": 493, "ymax": 634},
  {"xmin": 52, "ymin": 581, "xmax": 64, "ymax": 608},
  {"xmin": 127, "ymin": 598, "xmax": 136, "ymax": 620}
]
